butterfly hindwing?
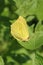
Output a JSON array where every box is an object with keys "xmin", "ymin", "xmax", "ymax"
[{"xmin": 11, "ymin": 16, "xmax": 29, "ymax": 41}]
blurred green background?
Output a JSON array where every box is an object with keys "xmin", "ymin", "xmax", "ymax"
[{"xmin": 0, "ymin": 0, "xmax": 43, "ymax": 65}]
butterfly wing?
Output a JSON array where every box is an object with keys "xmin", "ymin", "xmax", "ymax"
[{"xmin": 11, "ymin": 16, "xmax": 29, "ymax": 41}]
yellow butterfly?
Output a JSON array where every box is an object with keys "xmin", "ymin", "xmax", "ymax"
[{"xmin": 11, "ymin": 16, "xmax": 29, "ymax": 41}]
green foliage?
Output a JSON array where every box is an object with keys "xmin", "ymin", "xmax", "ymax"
[{"xmin": 0, "ymin": 0, "xmax": 43, "ymax": 65}]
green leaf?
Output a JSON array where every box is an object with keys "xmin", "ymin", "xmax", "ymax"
[
  {"xmin": 23, "ymin": 52, "xmax": 43, "ymax": 65},
  {"xmin": 35, "ymin": 21, "xmax": 43, "ymax": 31},
  {"xmin": 15, "ymin": 0, "xmax": 37, "ymax": 17},
  {"xmin": 18, "ymin": 31, "xmax": 43, "ymax": 50},
  {"xmin": 0, "ymin": 56, "xmax": 4, "ymax": 65},
  {"xmin": 15, "ymin": 0, "xmax": 43, "ymax": 20},
  {"xmin": 35, "ymin": 53, "xmax": 43, "ymax": 65},
  {"xmin": 35, "ymin": 0, "xmax": 43, "ymax": 20}
]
